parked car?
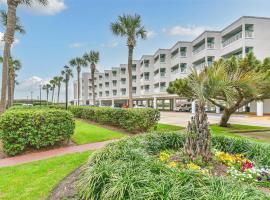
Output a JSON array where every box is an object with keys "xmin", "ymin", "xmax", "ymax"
[
  {"xmin": 174, "ymin": 103, "xmax": 192, "ymax": 112},
  {"xmin": 134, "ymin": 105, "xmax": 146, "ymax": 109}
]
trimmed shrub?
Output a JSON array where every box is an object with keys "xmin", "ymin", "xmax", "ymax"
[
  {"xmin": 0, "ymin": 109, "xmax": 75, "ymax": 156},
  {"xmin": 69, "ymin": 106, "xmax": 160, "ymax": 132},
  {"xmin": 78, "ymin": 132, "xmax": 268, "ymax": 199}
]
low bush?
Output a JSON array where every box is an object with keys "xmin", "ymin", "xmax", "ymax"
[
  {"xmin": 69, "ymin": 106, "xmax": 160, "ymax": 132},
  {"xmin": 78, "ymin": 132, "xmax": 269, "ymax": 199},
  {"xmin": 0, "ymin": 109, "xmax": 75, "ymax": 156}
]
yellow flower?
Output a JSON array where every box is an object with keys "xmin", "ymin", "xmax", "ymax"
[
  {"xmin": 159, "ymin": 152, "xmax": 170, "ymax": 161},
  {"xmin": 187, "ymin": 162, "xmax": 201, "ymax": 170},
  {"xmin": 168, "ymin": 161, "xmax": 177, "ymax": 168}
]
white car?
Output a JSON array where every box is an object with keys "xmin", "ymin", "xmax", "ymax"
[{"xmin": 134, "ymin": 105, "xmax": 146, "ymax": 109}]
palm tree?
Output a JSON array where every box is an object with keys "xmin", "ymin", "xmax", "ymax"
[
  {"xmin": 54, "ymin": 76, "xmax": 64, "ymax": 103},
  {"xmin": 61, "ymin": 65, "xmax": 73, "ymax": 110},
  {"xmin": 42, "ymin": 84, "xmax": 51, "ymax": 105},
  {"xmin": 0, "ymin": 1, "xmax": 47, "ymax": 112},
  {"xmin": 111, "ymin": 14, "xmax": 147, "ymax": 108},
  {"xmin": 70, "ymin": 57, "xmax": 87, "ymax": 105},
  {"xmin": 83, "ymin": 51, "xmax": 99, "ymax": 106},
  {"xmin": 49, "ymin": 78, "xmax": 57, "ymax": 103},
  {"xmin": 0, "ymin": 10, "xmax": 25, "ymax": 110}
]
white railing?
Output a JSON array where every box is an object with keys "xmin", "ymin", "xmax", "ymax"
[
  {"xmin": 160, "ymin": 87, "xmax": 167, "ymax": 92},
  {"xmin": 207, "ymin": 43, "xmax": 214, "ymax": 49},
  {"xmin": 245, "ymin": 31, "xmax": 253, "ymax": 38},
  {"xmin": 160, "ymin": 72, "xmax": 166, "ymax": 77},
  {"xmin": 193, "ymin": 44, "xmax": 205, "ymax": 55},
  {"xmin": 180, "ymin": 52, "xmax": 187, "ymax": 57},
  {"xmin": 222, "ymin": 31, "xmax": 242, "ymax": 47},
  {"xmin": 171, "ymin": 69, "xmax": 179, "ymax": 74}
]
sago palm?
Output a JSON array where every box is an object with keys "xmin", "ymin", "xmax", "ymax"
[
  {"xmin": 111, "ymin": 14, "xmax": 147, "ymax": 108},
  {"xmin": 61, "ymin": 65, "xmax": 73, "ymax": 109},
  {"xmin": 70, "ymin": 57, "xmax": 87, "ymax": 105},
  {"xmin": 0, "ymin": 0, "xmax": 47, "ymax": 112},
  {"xmin": 83, "ymin": 51, "xmax": 99, "ymax": 105}
]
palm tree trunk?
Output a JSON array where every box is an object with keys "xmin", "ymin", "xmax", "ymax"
[
  {"xmin": 51, "ymin": 88, "xmax": 54, "ymax": 103},
  {"xmin": 0, "ymin": 2, "xmax": 18, "ymax": 112},
  {"xmin": 77, "ymin": 69, "xmax": 81, "ymax": 106},
  {"xmin": 46, "ymin": 90, "xmax": 49, "ymax": 105},
  {"xmin": 57, "ymin": 85, "xmax": 61, "ymax": 103},
  {"xmin": 11, "ymin": 78, "xmax": 15, "ymax": 106},
  {"xmin": 219, "ymin": 108, "xmax": 235, "ymax": 127},
  {"xmin": 7, "ymin": 73, "xmax": 12, "ymax": 108},
  {"xmin": 65, "ymin": 79, "xmax": 68, "ymax": 110},
  {"xmin": 127, "ymin": 46, "xmax": 134, "ymax": 108},
  {"xmin": 91, "ymin": 66, "xmax": 95, "ymax": 106}
]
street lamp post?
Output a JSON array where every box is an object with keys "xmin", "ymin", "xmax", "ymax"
[{"xmin": 39, "ymin": 84, "xmax": 42, "ymax": 106}]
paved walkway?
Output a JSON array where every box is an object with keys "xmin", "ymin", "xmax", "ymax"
[
  {"xmin": 160, "ymin": 111, "xmax": 270, "ymax": 127},
  {"xmin": 0, "ymin": 140, "xmax": 116, "ymax": 167}
]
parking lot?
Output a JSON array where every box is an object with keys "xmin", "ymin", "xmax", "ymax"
[{"xmin": 160, "ymin": 111, "xmax": 270, "ymax": 127}]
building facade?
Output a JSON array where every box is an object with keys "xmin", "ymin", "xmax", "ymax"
[{"xmin": 73, "ymin": 16, "xmax": 270, "ymax": 115}]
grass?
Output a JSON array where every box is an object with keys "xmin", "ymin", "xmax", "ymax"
[
  {"xmin": 210, "ymin": 124, "xmax": 270, "ymax": 143},
  {"xmin": 0, "ymin": 151, "xmax": 91, "ymax": 200},
  {"xmin": 153, "ymin": 123, "xmax": 185, "ymax": 132},
  {"xmin": 72, "ymin": 120, "xmax": 126, "ymax": 145}
]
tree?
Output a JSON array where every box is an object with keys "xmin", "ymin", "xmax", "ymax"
[
  {"xmin": 0, "ymin": 10, "xmax": 25, "ymax": 109},
  {"xmin": 168, "ymin": 53, "xmax": 270, "ymax": 127},
  {"xmin": 0, "ymin": 0, "xmax": 47, "ymax": 112},
  {"xmin": 168, "ymin": 66, "xmax": 236, "ymax": 161},
  {"xmin": 61, "ymin": 65, "xmax": 73, "ymax": 110},
  {"xmin": 42, "ymin": 84, "xmax": 51, "ymax": 105},
  {"xmin": 70, "ymin": 57, "xmax": 87, "ymax": 105},
  {"xmin": 83, "ymin": 51, "xmax": 99, "ymax": 106},
  {"xmin": 54, "ymin": 76, "xmax": 64, "ymax": 103},
  {"xmin": 49, "ymin": 78, "xmax": 57, "ymax": 103},
  {"xmin": 111, "ymin": 14, "xmax": 147, "ymax": 108}
]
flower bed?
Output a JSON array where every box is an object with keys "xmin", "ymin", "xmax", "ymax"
[{"xmin": 77, "ymin": 132, "xmax": 270, "ymax": 199}]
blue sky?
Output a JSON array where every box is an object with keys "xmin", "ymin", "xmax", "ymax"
[{"xmin": 0, "ymin": 0, "xmax": 270, "ymax": 100}]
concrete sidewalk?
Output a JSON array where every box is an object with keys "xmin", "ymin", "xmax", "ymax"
[{"xmin": 0, "ymin": 140, "xmax": 116, "ymax": 167}]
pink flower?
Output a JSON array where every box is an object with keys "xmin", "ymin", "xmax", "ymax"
[{"xmin": 241, "ymin": 160, "xmax": 253, "ymax": 171}]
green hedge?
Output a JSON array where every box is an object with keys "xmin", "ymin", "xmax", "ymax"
[
  {"xmin": 78, "ymin": 132, "xmax": 268, "ymax": 199},
  {"xmin": 0, "ymin": 109, "xmax": 75, "ymax": 156},
  {"xmin": 69, "ymin": 106, "xmax": 160, "ymax": 132}
]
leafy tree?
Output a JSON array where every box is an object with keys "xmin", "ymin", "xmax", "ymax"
[
  {"xmin": 42, "ymin": 84, "xmax": 51, "ymax": 105},
  {"xmin": 111, "ymin": 14, "xmax": 147, "ymax": 107},
  {"xmin": 0, "ymin": 0, "xmax": 47, "ymax": 112},
  {"xmin": 83, "ymin": 51, "xmax": 99, "ymax": 105},
  {"xmin": 70, "ymin": 57, "xmax": 87, "ymax": 105},
  {"xmin": 168, "ymin": 53, "xmax": 270, "ymax": 127},
  {"xmin": 61, "ymin": 65, "xmax": 73, "ymax": 109}
]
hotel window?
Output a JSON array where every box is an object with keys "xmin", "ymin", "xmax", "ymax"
[
  {"xmin": 160, "ymin": 68, "xmax": 166, "ymax": 77},
  {"xmin": 99, "ymin": 84, "xmax": 102, "ymax": 88},
  {"xmin": 113, "ymin": 90, "xmax": 117, "ymax": 96},
  {"xmin": 105, "ymin": 73, "xmax": 109, "ymax": 78},
  {"xmin": 105, "ymin": 82, "xmax": 109, "ymax": 87},
  {"xmin": 160, "ymin": 54, "xmax": 166, "ymax": 62},
  {"xmin": 171, "ymin": 48, "xmax": 179, "ymax": 58},
  {"xmin": 99, "ymin": 75, "xmax": 102, "ymax": 80},
  {"xmin": 105, "ymin": 91, "xmax": 109, "ymax": 96},
  {"xmin": 121, "ymin": 88, "xmax": 126, "ymax": 95},
  {"xmin": 112, "ymin": 80, "xmax": 117, "ymax": 86},
  {"xmin": 132, "ymin": 87, "xmax": 136, "ymax": 94},
  {"xmin": 121, "ymin": 78, "xmax": 126, "ymax": 84},
  {"xmin": 145, "ymin": 85, "xmax": 150, "ymax": 92},
  {"xmin": 99, "ymin": 92, "xmax": 102, "ymax": 97},
  {"xmin": 132, "ymin": 75, "xmax": 136, "ymax": 83},
  {"xmin": 180, "ymin": 63, "xmax": 187, "ymax": 73},
  {"xmin": 144, "ymin": 60, "xmax": 150, "ymax": 67},
  {"xmin": 112, "ymin": 71, "xmax": 117, "ymax": 77},
  {"xmin": 121, "ymin": 68, "xmax": 126, "ymax": 74},
  {"xmin": 132, "ymin": 64, "xmax": 137, "ymax": 71}
]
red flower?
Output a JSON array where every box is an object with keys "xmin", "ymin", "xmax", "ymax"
[{"xmin": 241, "ymin": 160, "xmax": 253, "ymax": 171}]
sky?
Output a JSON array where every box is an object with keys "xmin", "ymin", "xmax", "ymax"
[{"xmin": 0, "ymin": 0, "xmax": 270, "ymax": 101}]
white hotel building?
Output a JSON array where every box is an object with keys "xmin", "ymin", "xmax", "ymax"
[{"xmin": 73, "ymin": 16, "xmax": 270, "ymax": 116}]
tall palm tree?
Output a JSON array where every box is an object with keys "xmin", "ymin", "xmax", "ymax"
[
  {"xmin": 83, "ymin": 51, "xmax": 99, "ymax": 106},
  {"xmin": 111, "ymin": 14, "xmax": 147, "ymax": 108},
  {"xmin": 42, "ymin": 84, "xmax": 51, "ymax": 105},
  {"xmin": 0, "ymin": 56, "xmax": 22, "ymax": 108},
  {"xmin": 70, "ymin": 57, "xmax": 87, "ymax": 105},
  {"xmin": 0, "ymin": 10, "xmax": 25, "ymax": 109},
  {"xmin": 61, "ymin": 65, "xmax": 73, "ymax": 110},
  {"xmin": 0, "ymin": 0, "xmax": 47, "ymax": 112},
  {"xmin": 54, "ymin": 76, "xmax": 64, "ymax": 103},
  {"xmin": 49, "ymin": 78, "xmax": 57, "ymax": 103}
]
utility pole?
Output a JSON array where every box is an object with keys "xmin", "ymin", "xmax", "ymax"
[{"xmin": 39, "ymin": 84, "xmax": 42, "ymax": 106}]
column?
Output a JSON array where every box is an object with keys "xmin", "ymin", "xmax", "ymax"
[
  {"xmin": 153, "ymin": 97, "xmax": 157, "ymax": 109},
  {"xmin": 111, "ymin": 99, "xmax": 115, "ymax": 108},
  {"xmin": 257, "ymin": 101, "xmax": 264, "ymax": 116},
  {"xmin": 99, "ymin": 99, "xmax": 102, "ymax": 106},
  {"xmin": 173, "ymin": 98, "xmax": 177, "ymax": 111},
  {"xmin": 191, "ymin": 101, "xmax": 196, "ymax": 114},
  {"xmin": 216, "ymin": 106, "xmax": 220, "ymax": 114}
]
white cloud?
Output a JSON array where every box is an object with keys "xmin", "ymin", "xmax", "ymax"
[
  {"xmin": 101, "ymin": 41, "xmax": 118, "ymax": 48},
  {"xmin": 69, "ymin": 42, "xmax": 83, "ymax": 48},
  {"xmin": 0, "ymin": 32, "xmax": 20, "ymax": 49},
  {"xmin": 16, "ymin": 76, "xmax": 49, "ymax": 92},
  {"xmin": 163, "ymin": 25, "xmax": 211, "ymax": 37},
  {"xmin": 0, "ymin": 0, "xmax": 67, "ymax": 15},
  {"xmin": 146, "ymin": 30, "xmax": 156, "ymax": 39}
]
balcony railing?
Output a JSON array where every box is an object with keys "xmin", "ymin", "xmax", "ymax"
[
  {"xmin": 207, "ymin": 43, "xmax": 214, "ymax": 49},
  {"xmin": 160, "ymin": 87, "xmax": 167, "ymax": 92},
  {"xmin": 171, "ymin": 69, "xmax": 179, "ymax": 74},
  {"xmin": 180, "ymin": 52, "xmax": 187, "ymax": 57},
  {"xmin": 245, "ymin": 31, "xmax": 253, "ymax": 38},
  {"xmin": 160, "ymin": 72, "xmax": 166, "ymax": 77},
  {"xmin": 193, "ymin": 44, "xmax": 205, "ymax": 55},
  {"xmin": 222, "ymin": 31, "xmax": 242, "ymax": 47}
]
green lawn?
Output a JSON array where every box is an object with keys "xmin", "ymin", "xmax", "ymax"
[
  {"xmin": 153, "ymin": 123, "xmax": 185, "ymax": 132},
  {"xmin": 72, "ymin": 120, "xmax": 126, "ymax": 144},
  {"xmin": 0, "ymin": 152, "xmax": 91, "ymax": 200}
]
